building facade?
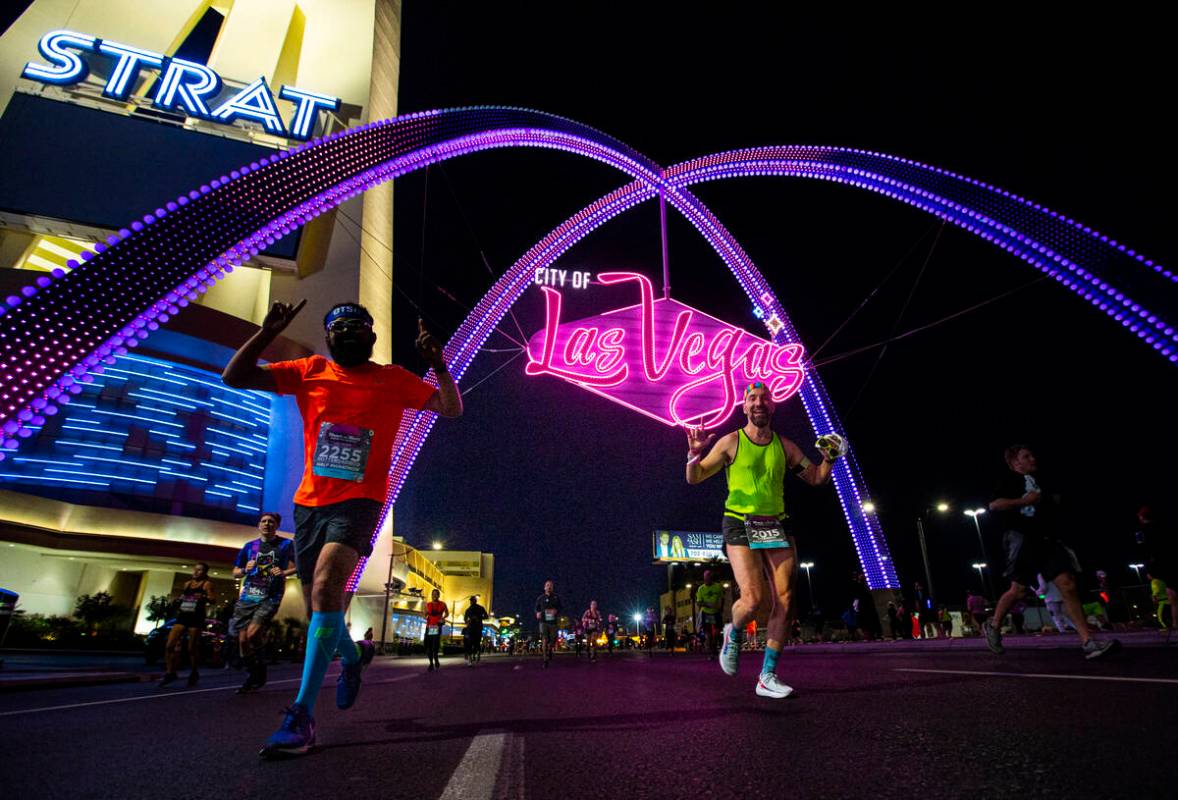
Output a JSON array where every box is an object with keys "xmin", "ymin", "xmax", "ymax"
[{"xmin": 0, "ymin": 0, "xmax": 407, "ymax": 638}]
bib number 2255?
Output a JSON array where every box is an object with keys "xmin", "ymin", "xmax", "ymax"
[{"xmin": 312, "ymin": 422, "xmax": 374, "ymax": 482}]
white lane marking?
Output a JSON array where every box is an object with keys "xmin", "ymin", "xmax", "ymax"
[
  {"xmin": 497, "ymin": 732, "xmax": 525, "ymax": 800},
  {"xmin": 895, "ymin": 668, "xmax": 1178, "ymax": 685},
  {"xmin": 440, "ymin": 731, "xmax": 509, "ymax": 800},
  {"xmin": 0, "ymin": 671, "xmax": 418, "ymax": 717}
]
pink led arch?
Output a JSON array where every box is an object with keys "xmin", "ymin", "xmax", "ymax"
[{"xmin": 0, "ymin": 108, "xmax": 1172, "ymax": 593}]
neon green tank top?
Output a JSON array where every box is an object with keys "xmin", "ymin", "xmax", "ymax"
[{"xmin": 724, "ymin": 429, "xmax": 786, "ymax": 518}]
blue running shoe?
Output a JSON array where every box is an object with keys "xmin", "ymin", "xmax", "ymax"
[
  {"xmin": 719, "ymin": 623, "xmax": 740, "ymax": 676},
  {"xmin": 260, "ymin": 704, "xmax": 315, "ymax": 758},
  {"xmin": 336, "ymin": 639, "xmax": 376, "ymax": 710}
]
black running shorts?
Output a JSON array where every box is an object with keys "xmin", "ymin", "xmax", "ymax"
[{"xmin": 293, "ymin": 498, "xmax": 382, "ymax": 582}]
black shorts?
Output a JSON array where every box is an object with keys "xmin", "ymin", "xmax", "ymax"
[
  {"xmin": 539, "ymin": 622, "xmax": 558, "ymax": 643},
  {"xmin": 721, "ymin": 514, "xmax": 793, "ymax": 549},
  {"xmin": 722, "ymin": 514, "xmax": 749, "ymax": 546},
  {"xmin": 293, "ymin": 498, "xmax": 382, "ymax": 582},
  {"xmin": 174, "ymin": 614, "xmax": 203, "ymax": 630},
  {"xmin": 230, "ymin": 598, "xmax": 282, "ymax": 634},
  {"xmin": 1002, "ymin": 530, "xmax": 1077, "ymax": 587}
]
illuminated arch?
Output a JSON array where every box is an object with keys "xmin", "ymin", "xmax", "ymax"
[{"xmin": 1, "ymin": 108, "xmax": 1172, "ymax": 591}]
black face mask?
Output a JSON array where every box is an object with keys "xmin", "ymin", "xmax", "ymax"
[{"xmin": 327, "ymin": 333, "xmax": 374, "ymax": 367}]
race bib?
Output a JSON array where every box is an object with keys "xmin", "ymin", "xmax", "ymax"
[
  {"xmin": 312, "ymin": 422, "xmax": 373, "ymax": 482},
  {"xmin": 242, "ymin": 581, "xmax": 268, "ymax": 602},
  {"xmin": 745, "ymin": 515, "xmax": 790, "ymax": 549},
  {"xmin": 427, "ymin": 625, "xmax": 440, "ymax": 636},
  {"xmin": 544, "ymin": 609, "xmax": 556, "ymax": 622},
  {"xmin": 586, "ymin": 622, "xmax": 598, "ymax": 631},
  {"xmin": 179, "ymin": 595, "xmax": 200, "ymax": 613}
]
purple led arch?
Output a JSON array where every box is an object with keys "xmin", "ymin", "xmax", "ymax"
[{"xmin": 0, "ymin": 108, "xmax": 1171, "ymax": 593}]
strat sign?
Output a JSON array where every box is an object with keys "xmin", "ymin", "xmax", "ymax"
[
  {"xmin": 525, "ymin": 272, "xmax": 806, "ymax": 428},
  {"xmin": 20, "ymin": 30, "xmax": 341, "ymax": 140}
]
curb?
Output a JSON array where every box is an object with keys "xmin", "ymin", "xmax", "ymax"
[{"xmin": 0, "ymin": 672, "xmax": 149, "ymax": 692}]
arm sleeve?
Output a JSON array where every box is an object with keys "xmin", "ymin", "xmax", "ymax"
[
  {"xmin": 782, "ymin": 440, "xmax": 810, "ymax": 473},
  {"xmin": 265, "ymin": 358, "xmax": 310, "ymax": 396}
]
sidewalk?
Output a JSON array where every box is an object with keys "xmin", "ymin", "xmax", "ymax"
[
  {"xmin": 0, "ymin": 650, "xmax": 158, "ymax": 692},
  {"xmin": 778, "ymin": 629, "xmax": 1172, "ymax": 656}
]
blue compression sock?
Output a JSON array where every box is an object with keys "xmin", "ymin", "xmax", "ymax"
[
  {"xmin": 294, "ymin": 611, "xmax": 345, "ymax": 710},
  {"xmin": 761, "ymin": 645, "xmax": 780, "ymax": 676},
  {"xmin": 729, "ymin": 625, "xmax": 744, "ymax": 644}
]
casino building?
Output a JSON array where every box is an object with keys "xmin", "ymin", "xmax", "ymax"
[{"xmin": 0, "ymin": 1, "xmax": 479, "ymax": 639}]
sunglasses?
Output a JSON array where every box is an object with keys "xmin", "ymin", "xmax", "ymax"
[{"xmin": 327, "ymin": 318, "xmax": 372, "ymax": 333}]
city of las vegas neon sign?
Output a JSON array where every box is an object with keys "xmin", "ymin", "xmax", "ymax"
[
  {"xmin": 20, "ymin": 30, "xmax": 340, "ymax": 140},
  {"xmin": 525, "ymin": 272, "xmax": 806, "ymax": 429}
]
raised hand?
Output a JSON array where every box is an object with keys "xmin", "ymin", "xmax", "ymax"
[
  {"xmin": 816, "ymin": 432, "xmax": 848, "ymax": 462},
  {"xmin": 684, "ymin": 425, "xmax": 716, "ymax": 457},
  {"xmin": 261, "ymin": 299, "xmax": 306, "ymax": 337},
  {"xmin": 415, "ymin": 318, "xmax": 446, "ymax": 370}
]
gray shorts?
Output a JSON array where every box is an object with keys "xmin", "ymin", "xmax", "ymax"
[
  {"xmin": 539, "ymin": 622, "xmax": 558, "ymax": 643},
  {"xmin": 293, "ymin": 498, "xmax": 382, "ymax": 582},
  {"xmin": 231, "ymin": 598, "xmax": 281, "ymax": 634}
]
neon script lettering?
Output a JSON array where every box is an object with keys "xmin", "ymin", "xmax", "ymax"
[{"xmin": 525, "ymin": 272, "xmax": 805, "ymax": 428}]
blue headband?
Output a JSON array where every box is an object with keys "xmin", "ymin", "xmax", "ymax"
[{"xmin": 323, "ymin": 304, "xmax": 373, "ymax": 330}]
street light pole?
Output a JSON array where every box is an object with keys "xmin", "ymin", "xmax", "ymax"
[
  {"xmin": 964, "ymin": 509, "xmax": 988, "ymax": 563},
  {"xmin": 972, "ymin": 562, "xmax": 988, "ymax": 597},
  {"xmin": 800, "ymin": 562, "xmax": 815, "ymax": 612},
  {"xmin": 915, "ymin": 517, "xmax": 935, "ymax": 605},
  {"xmin": 378, "ymin": 541, "xmax": 398, "ymax": 656}
]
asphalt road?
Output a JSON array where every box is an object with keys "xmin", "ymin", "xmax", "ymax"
[{"xmin": 1, "ymin": 637, "xmax": 1175, "ymax": 800}]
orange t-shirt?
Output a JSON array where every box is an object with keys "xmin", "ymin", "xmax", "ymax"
[
  {"xmin": 267, "ymin": 355, "xmax": 436, "ymax": 507},
  {"xmin": 425, "ymin": 600, "xmax": 448, "ymax": 626}
]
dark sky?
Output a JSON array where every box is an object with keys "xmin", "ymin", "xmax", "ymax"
[{"xmin": 383, "ymin": 8, "xmax": 1176, "ymax": 620}]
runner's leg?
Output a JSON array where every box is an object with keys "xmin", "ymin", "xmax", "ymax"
[
  {"xmin": 188, "ymin": 623, "xmax": 202, "ymax": 670},
  {"xmin": 760, "ymin": 545, "xmax": 797, "ymax": 680},
  {"xmin": 293, "ymin": 543, "xmax": 361, "ymax": 710},
  {"xmin": 728, "ymin": 546, "xmax": 765, "ymax": 633},
  {"xmin": 163, "ymin": 624, "xmax": 185, "ymax": 677},
  {"xmin": 1051, "ymin": 572, "xmax": 1093, "ymax": 645}
]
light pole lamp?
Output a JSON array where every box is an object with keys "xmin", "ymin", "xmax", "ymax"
[
  {"xmin": 1130, "ymin": 563, "xmax": 1145, "ymax": 584},
  {"xmin": 964, "ymin": 508, "xmax": 988, "ymax": 563},
  {"xmin": 800, "ymin": 562, "xmax": 815, "ymax": 611},
  {"xmin": 972, "ymin": 562, "xmax": 988, "ymax": 594}
]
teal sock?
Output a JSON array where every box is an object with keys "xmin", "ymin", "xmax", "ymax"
[
  {"xmin": 294, "ymin": 611, "xmax": 344, "ymax": 710},
  {"xmin": 729, "ymin": 625, "xmax": 744, "ymax": 644},
  {"xmin": 761, "ymin": 645, "xmax": 781, "ymax": 676},
  {"xmin": 336, "ymin": 628, "xmax": 359, "ymax": 665}
]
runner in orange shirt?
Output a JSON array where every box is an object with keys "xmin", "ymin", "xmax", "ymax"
[{"xmin": 224, "ymin": 300, "xmax": 462, "ymax": 757}]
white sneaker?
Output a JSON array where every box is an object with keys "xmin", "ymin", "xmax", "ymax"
[
  {"xmin": 755, "ymin": 672, "xmax": 794, "ymax": 699},
  {"xmin": 719, "ymin": 623, "xmax": 740, "ymax": 676}
]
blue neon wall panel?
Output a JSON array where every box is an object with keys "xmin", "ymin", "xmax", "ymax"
[{"xmin": 0, "ymin": 351, "xmax": 270, "ymax": 523}]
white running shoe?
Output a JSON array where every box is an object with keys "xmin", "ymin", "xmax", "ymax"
[
  {"xmin": 719, "ymin": 623, "xmax": 740, "ymax": 676},
  {"xmin": 755, "ymin": 672, "xmax": 794, "ymax": 699}
]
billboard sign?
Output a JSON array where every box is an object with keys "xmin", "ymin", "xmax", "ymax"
[{"xmin": 652, "ymin": 530, "xmax": 727, "ymax": 563}]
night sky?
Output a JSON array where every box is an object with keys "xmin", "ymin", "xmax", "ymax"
[{"xmin": 375, "ymin": 10, "xmax": 1174, "ymax": 620}]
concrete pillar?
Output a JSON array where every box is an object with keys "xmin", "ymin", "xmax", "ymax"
[{"xmin": 359, "ymin": 0, "xmax": 401, "ymax": 364}]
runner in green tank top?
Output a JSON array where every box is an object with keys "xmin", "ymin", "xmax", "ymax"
[{"xmin": 683, "ymin": 382, "xmax": 848, "ymax": 698}]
